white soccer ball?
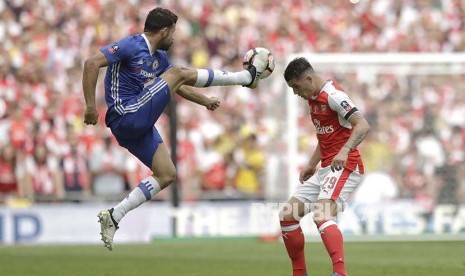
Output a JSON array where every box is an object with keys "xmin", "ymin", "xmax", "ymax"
[{"xmin": 242, "ymin": 47, "xmax": 275, "ymax": 79}]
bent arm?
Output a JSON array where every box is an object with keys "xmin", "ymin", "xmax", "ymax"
[
  {"xmin": 307, "ymin": 143, "xmax": 321, "ymax": 168},
  {"xmin": 176, "ymin": 85, "xmax": 210, "ymax": 106},
  {"xmin": 82, "ymin": 51, "xmax": 109, "ymax": 108},
  {"xmin": 341, "ymin": 112, "xmax": 371, "ymax": 152},
  {"xmin": 176, "ymin": 85, "xmax": 220, "ymax": 111}
]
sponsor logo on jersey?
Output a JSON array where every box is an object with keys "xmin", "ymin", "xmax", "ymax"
[
  {"xmin": 140, "ymin": 70, "xmax": 156, "ymax": 78},
  {"xmin": 313, "ymin": 119, "xmax": 334, "ymax": 134},
  {"xmin": 340, "ymin": 100, "xmax": 352, "ymax": 112}
]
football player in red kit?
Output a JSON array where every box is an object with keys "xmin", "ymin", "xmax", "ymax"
[{"xmin": 281, "ymin": 57, "xmax": 371, "ymax": 276}]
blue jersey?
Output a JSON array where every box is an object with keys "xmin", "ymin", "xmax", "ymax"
[{"xmin": 100, "ymin": 34, "xmax": 172, "ymax": 123}]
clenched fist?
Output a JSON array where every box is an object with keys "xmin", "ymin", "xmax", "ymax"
[
  {"xmin": 84, "ymin": 107, "xmax": 99, "ymax": 125},
  {"xmin": 205, "ymin": 97, "xmax": 220, "ymax": 111}
]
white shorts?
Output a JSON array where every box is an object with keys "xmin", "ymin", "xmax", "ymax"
[{"xmin": 292, "ymin": 165, "xmax": 363, "ymax": 211}]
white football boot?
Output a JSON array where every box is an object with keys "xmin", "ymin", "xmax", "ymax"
[
  {"xmin": 97, "ymin": 208, "xmax": 119, "ymax": 251},
  {"xmin": 244, "ymin": 50, "xmax": 269, "ymax": 89}
]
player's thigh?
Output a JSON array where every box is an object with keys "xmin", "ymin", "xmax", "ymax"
[
  {"xmin": 291, "ymin": 173, "xmax": 320, "ymax": 212},
  {"xmin": 159, "ymin": 66, "xmax": 197, "ymax": 93},
  {"xmin": 114, "ymin": 78, "xmax": 171, "ymax": 139},
  {"xmin": 317, "ymin": 166, "xmax": 363, "ymax": 211},
  {"xmin": 115, "ymin": 127, "xmax": 161, "ymax": 168},
  {"xmin": 134, "ymin": 78, "xmax": 171, "ymax": 129}
]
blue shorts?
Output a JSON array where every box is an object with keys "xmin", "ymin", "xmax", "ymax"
[{"xmin": 106, "ymin": 78, "xmax": 171, "ymax": 169}]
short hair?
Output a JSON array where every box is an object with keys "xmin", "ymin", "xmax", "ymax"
[
  {"xmin": 144, "ymin": 7, "xmax": 178, "ymax": 33},
  {"xmin": 284, "ymin": 57, "xmax": 315, "ymax": 82}
]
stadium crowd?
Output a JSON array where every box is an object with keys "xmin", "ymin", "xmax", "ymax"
[{"xmin": 0, "ymin": 0, "xmax": 464, "ymax": 205}]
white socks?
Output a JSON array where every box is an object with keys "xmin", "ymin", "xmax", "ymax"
[
  {"xmin": 111, "ymin": 176, "xmax": 161, "ymax": 223},
  {"xmin": 194, "ymin": 69, "xmax": 252, "ymax": 87}
]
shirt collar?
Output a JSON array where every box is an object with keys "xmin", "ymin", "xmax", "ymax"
[
  {"xmin": 320, "ymin": 80, "xmax": 332, "ymax": 92},
  {"xmin": 141, "ymin": 33, "xmax": 155, "ymax": 55},
  {"xmin": 311, "ymin": 80, "xmax": 332, "ymax": 100}
]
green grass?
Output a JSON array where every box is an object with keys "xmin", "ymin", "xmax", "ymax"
[{"xmin": 1, "ymin": 239, "xmax": 464, "ymax": 276}]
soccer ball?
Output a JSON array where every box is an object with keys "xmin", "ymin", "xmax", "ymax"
[{"xmin": 242, "ymin": 47, "xmax": 275, "ymax": 79}]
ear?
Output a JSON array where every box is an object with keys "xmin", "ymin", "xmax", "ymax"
[
  {"xmin": 159, "ymin": 27, "xmax": 169, "ymax": 36},
  {"xmin": 304, "ymin": 73, "xmax": 313, "ymax": 82}
]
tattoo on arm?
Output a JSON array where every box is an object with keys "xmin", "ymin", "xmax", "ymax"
[
  {"xmin": 351, "ymin": 131, "xmax": 366, "ymax": 148},
  {"xmin": 345, "ymin": 130, "xmax": 368, "ymax": 151},
  {"xmin": 343, "ymin": 112, "xmax": 371, "ymax": 151}
]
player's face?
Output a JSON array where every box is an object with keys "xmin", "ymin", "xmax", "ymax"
[
  {"xmin": 159, "ymin": 25, "xmax": 176, "ymax": 51},
  {"xmin": 287, "ymin": 74, "xmax": 318, "ymax": 100}
]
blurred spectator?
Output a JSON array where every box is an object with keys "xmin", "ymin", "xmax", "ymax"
[
  {"xmin": 89, "ymin": 136, "xmax": 126, "ymax": 197},
  {"xmin": 24, "ymin": 143, "xmax": 64, "ymax": 201},
  {"xmin": 60, "ymin": 129, "xmax": 91, "ymax": 201},
  {"xmin": 9, "ymin": 108, "xmax": 28, "ymax": 151},
  {"xmin": 352, "ymin": 171, "xmax": 399, "ymax": 205},
  {"xmin": 200, "ymin": 146, "xmax": 227, "ymax": 192},
  {"xmin": 0, "ymin": 144, "xmax": 22, "ymax": 200},
  {"xmin": 455, "ymin": 162, "xmax": 465, "ymax": 204},
  {"xmin": 234, "ymin": 134, "xmax": 265, "ymax": 197}
]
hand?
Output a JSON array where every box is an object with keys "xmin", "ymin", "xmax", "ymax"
[
  {"xmin": 299, "ymin": 166, "xmax": 316, "ymax": 184},
  {"xmin": 84, "ymin": 107, "xmax": 99, "ymax": 125},
  {"xmin": 205, "ymin": 97, "xmax": 220, "ymax": 111},
  {"xmin": 330, "ymin": 150, "xmax": 349, "ymax": 172}
]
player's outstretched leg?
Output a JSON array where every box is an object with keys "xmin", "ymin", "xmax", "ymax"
[
  {"xmin": 191, "ymin": 49, "xmax": 268, "ymax": 89},
  {"xmin": 154, "ymin": 49, "xmax": 269, "ymax": 94}
]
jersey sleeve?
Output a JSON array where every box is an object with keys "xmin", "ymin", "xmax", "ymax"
[
  {"xmin": 100, "ymin": 37, "xmax": 134, "ymax": 64},
  {"xmin": 327, "ymin": 90, "xmax": 359, "ymax": 120}
]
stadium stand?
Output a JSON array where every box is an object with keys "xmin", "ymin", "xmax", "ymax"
[{"xmin": 0, "ymin": 0, "xmax": 464, "ymax": 205}]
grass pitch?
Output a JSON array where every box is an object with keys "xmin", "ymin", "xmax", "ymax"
[{"xmin": 1, "ymin": 239, "xmax": 463, "ymax": 276}]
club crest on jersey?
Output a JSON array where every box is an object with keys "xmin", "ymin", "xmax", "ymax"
[
  {"xmin": 152, "ymin": 59, "xmax": 159, "ymax": 70},
  {"xmin": 340, "ymin": 100, "xmax": 352, "ymax": 112},
  {"xmin": 108, "ymin": 44, "xmax": 119, "ymax": 55},
  {"xmin": 313, "ymin": 105, "xmax": 318, "ymax": 114},
  {"xmin": 321, "ymin": 105, "xmax": 327, "ymax": 113}
]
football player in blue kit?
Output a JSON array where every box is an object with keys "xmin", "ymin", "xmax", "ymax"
[{"xmin": 82, "ymin": 7, "xmax": 268, "ymax": 250}]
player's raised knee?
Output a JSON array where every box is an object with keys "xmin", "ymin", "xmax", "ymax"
[
  {"xmin": 160, "ymin": 65, "xmax": 197, "ymax": 89},
  {"xmin": 167, "ymin": 65, "xmax": 194, "ymax": 80},
  {"xmin": 156, "ymin": 170, "xmax": 177, "ymax": 189}
]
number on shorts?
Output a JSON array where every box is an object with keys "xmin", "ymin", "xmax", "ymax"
[{"xmin": 322, "ymin": 176, "xmax": 337, "ymax": 190}]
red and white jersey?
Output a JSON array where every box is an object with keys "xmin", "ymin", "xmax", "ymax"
[{"xmin": 308, "ymin": 81, "xmax": 364, "ymax": 173}]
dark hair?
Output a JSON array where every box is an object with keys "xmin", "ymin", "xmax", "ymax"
[
  {"xmin": 144, "ymin": 7, "xmax": 178, "ymax": 33},
  {"xmin": 284, "ymin": 57, "xmax": 315, "ymax": 82}
]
